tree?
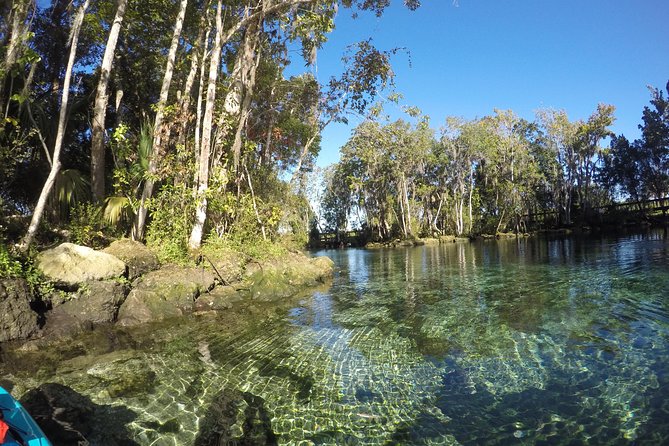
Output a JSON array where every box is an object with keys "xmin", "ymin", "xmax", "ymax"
[
  {"xmin": 188, "ymin": 0, "xmax": 223, "ymax": 250},
  {"xmin": 133, "ymin": 0, "xmax": 189, "ymax": 241},
  {"xmin": 604, "ymin": 82, "xmax": 669, "ymax": 201},
  {"xmin": 19, "ymin": 0, "xmax": 90, "ymax": 251},
  {"xmin": 90, "ymin": 0, "xmax": 128, "ymax": 202},
  {"xmin": 572, "ymin": 103, "xmax": 616, "ymax": 214},
  {"xmin": 637, "ymin": 83, "xmax": 669, "ymax": 198}
]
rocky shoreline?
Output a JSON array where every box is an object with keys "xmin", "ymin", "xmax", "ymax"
[{"xmin": 1, "ymin": 240, "xmax": 334, "ymax": 347}]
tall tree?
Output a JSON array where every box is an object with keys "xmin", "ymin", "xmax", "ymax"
[
  {"xmin": 573, "ymin": 104, "xmax": 615, "ymax": 213},
  {"xmin": 133, "ymin": 0, "xmax": 189, "ymax": 241},
  {"xmin": 188, "ymin": 0, "xmax": 223, "ymax": 250},
  {"xmin": 19, "ymin": 0, "xmax": 90, "ymax": 252},
  {"xmin": 0, "ymin": 0, "xmax": 33, "ymax": 116},
  {"xmin": 90, "ymin": 0, "xmax": 128, "ymax": 202}
]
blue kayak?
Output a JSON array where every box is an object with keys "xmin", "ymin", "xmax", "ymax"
[{"xmin": 0, "ymin": 386, "xmax": 52, "ymax": 446}]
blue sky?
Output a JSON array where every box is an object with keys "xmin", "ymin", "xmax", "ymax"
[{"xmin": 306, "ymin": 0, "xmax": 669, "ymax": 166}]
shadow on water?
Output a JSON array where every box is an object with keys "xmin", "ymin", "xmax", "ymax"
[
  {"xmin": 194, "ymin": 388, "xmax": 277, "ymax": 446},
  {"xmin": 17, "ymin": 383, "xmax": 139, "ymax": 446}
]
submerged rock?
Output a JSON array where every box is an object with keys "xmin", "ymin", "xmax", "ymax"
[
  {"xmin": 19, "ymin": 383, "xmax": 139, "ymax": 446},
  {"xmin": 194, "ymin": 389, "xmax": 277, "ymax": 446},
  {"xmin": 37, "ymin": 243, "xmax": 126, "ymax": 288},
  {"xmin": 116, "ymin": 265, "xmax": 215, "ymax": 326},
  {"xmin": 84, "ymin": 351, "xmax": 157, "ymax": 398},
  {"xmin": 0, "ymin": 279, "xmax": 40, "ymax": 342},
  {"xmin": 103, "ymin": 239, "xmax": 160, "ymax": 280}
]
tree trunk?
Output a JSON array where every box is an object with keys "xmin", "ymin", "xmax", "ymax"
[
  {"xmin": 188, "ymin": 0, "xmax": 223, "ymax": 250},
  {"xmin": 193, "ymin": 23, "xmax": 212, "ymax": 190},
  {"xmin": 90, "ymin": 0, "xmax": 128, "ymax": 202},
  {"xmin": 468, "ymin": 163, "xmax": 474, "ymax": 234},
  {"xmin": 0, "ymin": 0, "xmax": 32, "ymax": 115},
  {"xmin": 230, "ymin": 12, "xmax": 263, "ymax": 177},
  {"xmin": 133, "ymin": 0, "xmax": 189, "ymax": 241},
  {"xmin": 19, "ymin": 0, "xmax": 90, "ymax": 252}
]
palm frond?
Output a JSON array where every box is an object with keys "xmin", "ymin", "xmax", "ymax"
[
  {"xmin": 103, "ymin": 196, "xmax": 133, "ymax": 226},
  {"xmin": 137, "ymin": 121, "xmax": 153, "ymax": 172},
  {"xmin": 53, "ymin": 169, "xmax": 90, "ymax": 216}
]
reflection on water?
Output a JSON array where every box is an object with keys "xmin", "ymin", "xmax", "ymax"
[{"xmin": 2, "ymin": 231, "xmax": 669, "ymax": 445}]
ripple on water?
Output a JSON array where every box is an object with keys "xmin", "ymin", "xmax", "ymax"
[{"xmin": 2, "ymin": 232, "xmax": 669, "ymax": 444}]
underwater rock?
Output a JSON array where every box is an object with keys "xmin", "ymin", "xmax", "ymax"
[
  {"xmin": 20, "ymin": 382, "xmax": 139, "ymax": 446},
  {"xmin": 37, "ymin": 243, "xmax": 126, "ymax": 288},
  {"xmin": 116, "ymin": 265, "xmax": 215, "ymax": 326},
  {"xmin": 103, "ymin": 239, "xmax": 160, "ymax": 280},
  {"xmin": 85, "ymin": 353, "xmax": 157, "ymax": 398},
  {"xmin": 194, "ymin": 389, "xmax": 277, "ymax": 446},
  {"xmin": 0, "ymin": 278, "xmax": 40, "ymax": 342}
]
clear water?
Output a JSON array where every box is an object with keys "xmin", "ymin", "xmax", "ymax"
[{"xmin": 3, "ymin": 231, "xmax": 669, "ymax": 445}]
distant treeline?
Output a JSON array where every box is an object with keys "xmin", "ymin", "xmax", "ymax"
[{"xmin": 321, "ymin": 83, "xmax": 669, "ymax": 238}]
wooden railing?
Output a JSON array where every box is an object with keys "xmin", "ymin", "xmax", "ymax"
[{"xmin": 524, "ymin": 197, "xmax": 669, "ymax": 229}]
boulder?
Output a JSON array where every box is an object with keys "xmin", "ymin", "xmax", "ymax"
[
  {"xmin": 248, "ymin": 254, "xmax": 334, "ymax": 302},
  {"xmin": 0, "ymin": 279, "xmax": 40, "ymax": 342},
  {"xmin": 43, "ymin": 280, "xmax": 129, "ymax": 338},
  {"xmin": 201, "ymin": 248, "xmax": 247, "ymax": 285},
  {"xmin": 116, "ymin": 265, "xmax": 215, "ymax": 326},
  {"xmin": 37, "ymin": 243, "xmax": 126, "ymax": 287},
  {"xmin": 194, "ymin": 286, "xmax": 245, "ymax": 312},
  {"xmin": 103, "ymin": 239, "xmax": 159, "ymax": 280}
]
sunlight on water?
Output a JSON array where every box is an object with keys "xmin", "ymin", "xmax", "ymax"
[{"xmin": 3, "ymin": 230, "xmax": 669, "ymax": 445}]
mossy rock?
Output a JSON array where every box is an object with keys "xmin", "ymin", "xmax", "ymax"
[
  {"xmin": 117, "ymin": 266, "xmax": 215, "ymax": 326},
  {"xmin": 0, "ymin": 278, "xmax": 39, "ymax": 342},
  {"xmin": 247, "ymin": 254, "xmax": 333, "ymax": 302},
  {"xmin": 103, "ymin": 239, "xmax": 159, "ymax": 280},
  {"xmin": 200, "ymin": 247, "xmax": 247, "ymax": 285},
  {"xmin": 37, "ymin": 243, "xmax": 126, "ymax": 288},
  {"xmin": 85, "ymin": 352, "xmax": 157, "ymax": 398},
  {"xmin": 195, "ymin": 286, "xmax": 245, "ymax": 311}
]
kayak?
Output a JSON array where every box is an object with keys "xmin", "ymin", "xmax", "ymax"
[{"xmin": 0, "ymin": 386, "xmax": 52, "ymax": 446}]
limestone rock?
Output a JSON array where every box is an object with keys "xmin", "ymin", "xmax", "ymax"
[
  {"xmin": 37, "ymin": 243, "xmax": 126, "ymax": 287},
  {"xmin": 43, "ymin": 280, "xmax": 129, "ymax": 338},
  {"xmin": 201, "ymin": 248, "xmax": 247, "ymax": 285},
  {"xmin": 116, "ymin": 265, "xmax": 215, "ymax": 326},
  {"xmin": 248, "ymin": 254, "xmax": 334, "ymax": 302},
  {"xmin": 194, "ymin": 286, "xmax": 244, "ymax": 311},
  {"xmin": 0, "ymin": 279, "xmax": 39, "ymax": 342},
  {"xmin": 103, "ymin": 239, "xmax": 159, "ymax": 280}
]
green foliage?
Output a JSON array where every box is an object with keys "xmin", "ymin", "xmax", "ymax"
[
  {"xmin": 203, "ymin": 233, "xmax": 288, "ymax": 263},
  {"xmin": 52, "ymin": 169, "xmax": 90, "ymax": 219},
  {"xmin": 68, "ymin": 202, "xmax": 108, "ymax": 248},
  {"xmin": 146, "ymin": 183, "xmax": 194, "ymax": 265},
  {"xmin": 0, "ymin": 244, "xmax": 23, "ymax": 279},
  {"xmin": 0, "ymin": 244, "xmax": 55, "ymax": 296}
]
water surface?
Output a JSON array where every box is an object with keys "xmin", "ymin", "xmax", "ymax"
[{"xmin": 3, "ymin": 231, "xmax": 669, "ymax": 445}]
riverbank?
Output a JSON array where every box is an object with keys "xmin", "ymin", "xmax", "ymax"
[{"xmin": 0, "ymin": 239, "xmax": 334, "ymax": 348}]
